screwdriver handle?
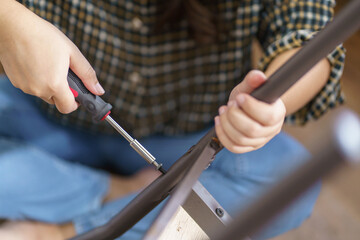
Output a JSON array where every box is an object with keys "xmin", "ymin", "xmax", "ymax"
[{"xmin": 67, "ymin": 69, "xmax": 112, "ymax": 122}]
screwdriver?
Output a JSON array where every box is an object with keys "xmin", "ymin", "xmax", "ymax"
[{"xmin": 67, "ymin": 69, "xmax": 166, "ymax": 174}]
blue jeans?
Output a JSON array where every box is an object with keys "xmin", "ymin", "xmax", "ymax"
[{"xmin": 0, "ymin": 75, "xmax": 320, "ymax": 239}]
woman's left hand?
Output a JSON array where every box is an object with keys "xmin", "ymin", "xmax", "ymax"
[{"xmin": 215, "ymin": 70, "xmax": 286, "ymax": 154}]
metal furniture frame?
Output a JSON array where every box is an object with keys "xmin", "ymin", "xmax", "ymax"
[{"xmin": 70, "ymin": 1, "xmax": 360, "ymax": 239}]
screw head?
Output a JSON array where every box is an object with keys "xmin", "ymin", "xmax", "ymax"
[{"xmin": 215, "ymin": 207, "xmax": 224, "ymax": 217}]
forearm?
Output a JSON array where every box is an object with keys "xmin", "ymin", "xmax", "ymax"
[
  {"xmin": 0, "ymin": 0, "xmax": 28, "ymax": 54},
  {"xmin": 264, "ymin": 48, "xmax": 331, "ymax": 115},
  {"xmin": 0, "ymin": 0, "xmax": 18, "ymax": 30}
]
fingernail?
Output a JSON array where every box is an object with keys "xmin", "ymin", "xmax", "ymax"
[
  {"xmin": 214, "ymin": 116, "xmax": 220, "ymax": 125},
  {"xmin": 219, "ymin": 106, "xmax": 226, "ymax": 115},
  {"xmin": 95, "ymin": 82, "xmax": 105, "ymax": 94},
  {"xmin": 228, "ymin": 100, "xmax": 236, "ymax": 107},
  {"xmin": 237, "ymin": 94, "xmax": 245, "ymax": 105}
]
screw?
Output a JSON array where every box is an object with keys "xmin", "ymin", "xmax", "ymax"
[{"xmin": 215, "ymin": 207, "xmax": 224, "ymax": 217}]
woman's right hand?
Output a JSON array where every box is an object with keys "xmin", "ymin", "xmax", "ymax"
[{"xmin": 0, "ymin": 0, "xmax": 104, "ymax": 114}]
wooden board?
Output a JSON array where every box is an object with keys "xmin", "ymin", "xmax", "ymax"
[{"xmin": 158, "ymin": 206, "xmax": 209, "ymax": 240}]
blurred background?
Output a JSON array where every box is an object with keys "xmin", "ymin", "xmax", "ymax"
[{"xmin": 0, "ymin": 0, "xmax": 359, "ymax": 239}]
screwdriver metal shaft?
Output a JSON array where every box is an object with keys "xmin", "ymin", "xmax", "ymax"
[
  {"xmin": 67, "ymin": 69, "xmax": 166, "ymax": 174},
  {"xmin": 105, "ymin": 115, "xmax": 165, "ymax": 173}
]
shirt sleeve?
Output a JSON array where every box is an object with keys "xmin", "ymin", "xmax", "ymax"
[{"xmin": 256, "ymin": 0, "xmax": 346, "ymax": 125}]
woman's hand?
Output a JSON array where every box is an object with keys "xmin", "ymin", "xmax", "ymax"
[
  {"xmin": 215, "ymin": 70, "xmax": 286, "ymax": 153},
  {"xmin": 0, "ymin": 1, "xmax": 104, "ymax": 114}
]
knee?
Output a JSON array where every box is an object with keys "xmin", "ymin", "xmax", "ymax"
[
  {"xmin": 254, "ymin": 182, "xmax": 321, "ymax": 239},
  {"xmin": 0, "ymin": 139, "xmax": 44, "ymax": 220},
  {"xmin": 0, "ymin": 158, "xmax": 25, "ymax": 220}
]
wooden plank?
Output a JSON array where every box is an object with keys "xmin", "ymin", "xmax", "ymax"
[{"xmin": 158, "ymin": 206, "xmax": 209, "ymax": 240}]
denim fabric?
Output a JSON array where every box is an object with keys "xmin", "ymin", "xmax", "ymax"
[{"xmin": 0, "ymin": 75, "xmax": 320, "ymax": 239}]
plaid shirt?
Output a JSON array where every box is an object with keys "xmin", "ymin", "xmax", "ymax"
[{"xmin": 20, "ymin": 0, "xmax": 345, "ymax": 138}]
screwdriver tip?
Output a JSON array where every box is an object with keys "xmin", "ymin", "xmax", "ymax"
[{"xmin": 158, "ymin": 166, "xmax": 167, "ymax": 174}]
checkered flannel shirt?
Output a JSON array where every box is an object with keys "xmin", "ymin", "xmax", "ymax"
[{"xmin": 19, "ymin": 0, "xmax": 345, "ymax": 138}]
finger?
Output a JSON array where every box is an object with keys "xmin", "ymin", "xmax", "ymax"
[
  {"xmin": 230, "ymin": 70, "xmax": 267, "ymax": 100},
  {"xmin": 218, "ymin": 107, "xmax": 270, "ymax": 148},
  {"xmin": 224, "ymin": 101, "xmax": 281, "ymax": 138},
  {"xmin": 235, "ymin": 94, "xmax": 286, "ymax": 126},
  {"xmin": 215, "ymin": 116, "xmax": 256, "ymax": 154},
  {"xmin": 40, "ymin": 97, "xmax": 55, "ymax": 105},
  {"xmin": 69, "ymin": 46, "xmax": 105, "ymax": 95},
  {"xmin": 52, "ymin": 80, "xmax": 78, "ymax": 114}
]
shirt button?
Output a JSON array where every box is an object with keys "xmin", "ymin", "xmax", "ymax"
[
  {"xmin": 129, "ymin": 72, "xmax": 142, "ymax": 84},
  {"xmin": 131, "ymin": 17, "xmax": 143, "ymax": 31}
]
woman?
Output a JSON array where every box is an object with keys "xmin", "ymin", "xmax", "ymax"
[{"xmin": 0, "ymin": 0, "xmax": 344, "ymax": 239}]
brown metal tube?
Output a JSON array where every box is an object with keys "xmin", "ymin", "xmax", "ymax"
[
  {"xmin": 214, "ymin": 108, "xmax": 360, "ymax": 240},
  {"xmin": 69, "ymin": 0, "xmax": 360, "ymax": 239},
  {"xmin": 251, "ymin": 0, "xmax": 360, "ymax": 103}
]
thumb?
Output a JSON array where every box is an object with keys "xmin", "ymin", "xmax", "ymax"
[
  {"xmin": 69, "ymin": 46, "xmax": 105, "ymax": 95},
  {"xmin": 229, "ymin": 70, "xmax": 267, "ymax": 101}
]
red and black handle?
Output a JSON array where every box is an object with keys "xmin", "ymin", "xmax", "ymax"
[{"xmin": 67, "ymin": 69, "xmax": 112, "ymax": 122}]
